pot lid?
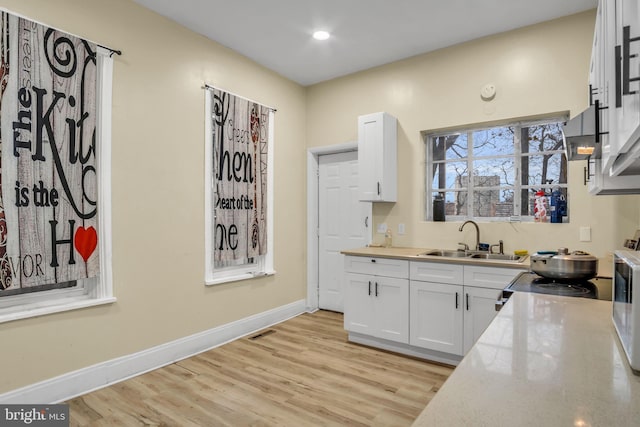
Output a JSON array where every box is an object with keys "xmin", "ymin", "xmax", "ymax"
[{"xmin": 532, "ymin": 248, "xmax": 597, "ymax": 261}]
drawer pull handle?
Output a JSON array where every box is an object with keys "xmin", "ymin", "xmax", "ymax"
[
  {"xmin": 466, "ymin": 293, "xmax": 469, "ymax": 311},
  {"xmin": 368, "ymin": 281, "xmax": 371, "ymax": 296},
  {"xmin": 375, "ymin": 282, "xmax": 379, "ymax": 297},
  {"xmin": 455, "ymin": 292, "xmax": 459, "ymax": 309}
]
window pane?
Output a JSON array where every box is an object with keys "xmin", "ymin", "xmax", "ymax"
[
  {"xmin": 432, "ymin": 161, "xmax": 468, "ymax": 190},
  {"xmin": 472, "ymin": 127, "xmax": 514, "ymax": 157},
  {"xmin": 523, "ymin": 123, "xmax": 564, "ymax": 153},
  {"xmin": 433, "ymin": 134, "xmax": 467, "ymax": 161},
  {"xmin": 523, "ymin": 153, "xmax": 567, "ymax": 186},
  {"xmin": 473, "ymin": 158, "xmax": 515, "ymax": 186},
  {"xmin": 438, "ymin": 191, "xmax": 468, "ymax": 216},
  {"xmin": 472, "ymin": 188, "xmax": 514, "ymax": 217},
  {"xmin": 523, "ymin": 190, "xmax": 537, "ymax": 217}
]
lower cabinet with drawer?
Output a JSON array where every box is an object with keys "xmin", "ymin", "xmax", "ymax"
[
  {"xmin": 410, "ymin": 262, "xmax": 524, "ymax": 357},
  {"xmin": 344, "ymin": 255, "xmax": 524, "ymax": 365},
  {"xmin": 344, "ymin": 256, "xmax": 409, "ymax": 344}
]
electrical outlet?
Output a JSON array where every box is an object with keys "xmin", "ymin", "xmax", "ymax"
[
  {"xmin": 579, "ymin": 226, "xmax": 591, "ymax": 242},
  {"xmin": 377, "ymin": 223, "xmax": 387, "ymax": 234},
  {"xmin": 398, "ymin": 223, "xmax": 405, "ymax": 235}
]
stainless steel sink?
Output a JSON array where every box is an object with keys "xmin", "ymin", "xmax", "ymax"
[
  {"xmin": 420, "ymin": 249, "xmax": 468, "ymax": 258},
  {"xmin": 469, "ymin": 253, "xmax": 523, "ymax": 261},
  {"xmin": 418, "ymin": 249, "xmax": 526, "ymax": 263}
]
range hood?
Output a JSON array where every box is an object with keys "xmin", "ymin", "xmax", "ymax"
[{"xmin": 562, "ymin": 104, "xmax": 601, "ymax": 161}]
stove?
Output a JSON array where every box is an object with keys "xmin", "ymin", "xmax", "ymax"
[
  {"xmin": 507, "ymin": 271, "xmax": 600, "ymax": 299},
  {"xmin": 496, "ymin": 271, "xmax": 609, "ymax": 311}
]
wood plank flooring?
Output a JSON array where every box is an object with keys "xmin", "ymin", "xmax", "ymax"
[{"xmin": 67, "ymin": 310, "xmax": 453, "ymax": 426}]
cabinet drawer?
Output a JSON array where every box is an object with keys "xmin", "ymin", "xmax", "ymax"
[
  {"xmin": 410, "ymin": 262, "xmax": 463, "ymax": 284},
  {"xmin": 344, "ymin": 256, "xmax": 409, "ymax": 279},
  {"xmin": 463, "ymin": 266, "xmax": 525, "ymax": 290}
]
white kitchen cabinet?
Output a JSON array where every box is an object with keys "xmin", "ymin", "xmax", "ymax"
[
  {"xmin": 358, "ymin": 112, "xmax": 397, "ymax": 202},
  {"xmin": 344, "ymin": 257, "xmax": 409, "ymax": 344},
  {"xmin": 410, "ymin": 261, "xmax": 463, "ymax": 284},
  {"xmin": 345, "ymin": 255, "xmax": 408, "ymax": 278},
  {"xmin": 462, "ymin": 286, "xmax": 504, "ymax": 354},
  {"xmin": 463, "ymin": 265, "xmax": 523, "ymax": 290},
  {"xmin": 587, "ymin": 0, "xmax": 640, "ymax": 181},
  {"xmin": 410, "ymin": 261, "xmax": 525, "ymax": 356},
  {"xmin": 410, "ymin": 280, "xmax": 463, "ymax": 355},
  {"xmin": 344, "ymin": 254, "xmax": 524, "ymax": 363},
  {"xmin": 586, "ymin": 155, "xmax": 640, "ymax": 194},
  {"xmin": 611, "ymin": 0, "xmax": 640, "ymax": 163},
  {"xmin": 460, "ymin": 265, "xmax": 522, "ymax": 353}
]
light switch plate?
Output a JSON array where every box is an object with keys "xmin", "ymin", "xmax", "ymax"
[
  {"xmin": 377, "ymin": 223, "xmax": 387, "ymax": 233},
  {"xmin": 579, "ymin": 226, "xmax": 591, "ymax": 242},
  {"xmin": 398, "ymin": 223, "xmax": 405, "ymax": 235}
]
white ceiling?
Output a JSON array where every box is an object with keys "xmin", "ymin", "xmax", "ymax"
[{"xmin": 133, "ymin": 0, "xmax": 597, "ymax": 86}]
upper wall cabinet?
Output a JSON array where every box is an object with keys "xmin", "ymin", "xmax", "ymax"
[
  {"xmin": 590, "ymin": 0, "xmax": 640, "ymax": 178},
  {"xmin": 610, "ymin": 0, "xmax": 640, "ymax": 176},
  {"xmin": 358, "ymin": 112, "xmax": 397, "ymax": 202},
  {"xmin": 584, "ymin": 0, "xmax": 640, "ymax": 192}
]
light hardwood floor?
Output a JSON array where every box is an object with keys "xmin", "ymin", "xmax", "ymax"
[{"xmin": 67, "ymin": 310, "xmax": 453, "ymax": 426}]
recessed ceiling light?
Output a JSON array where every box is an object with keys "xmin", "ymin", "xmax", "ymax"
[{"xmin": 313, "ymin": 30, "xmax": 330, "ymax": 41}]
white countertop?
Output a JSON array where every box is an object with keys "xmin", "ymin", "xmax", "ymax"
[{"xmin": 412, "ymin": 292, "xmax": 640, "ymax": 426}]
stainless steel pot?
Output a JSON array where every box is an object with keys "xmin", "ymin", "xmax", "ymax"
[{"xmin": 530, "ymin": 248, "xmax": 598, "ymax": 280}]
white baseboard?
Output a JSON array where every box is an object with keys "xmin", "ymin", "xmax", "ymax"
[{"xmin": 0, "ymin": 299, "xmax": 307, "ymax": 404}]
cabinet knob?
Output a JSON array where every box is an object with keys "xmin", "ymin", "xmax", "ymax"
[{"xmin": 371, "ymin": 259, "xmax": 376, "ymax": 263}]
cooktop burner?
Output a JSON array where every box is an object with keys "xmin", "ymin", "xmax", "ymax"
[{"xmin": 507, "ymin": 272, "xmax": 599, "ymax": 299}]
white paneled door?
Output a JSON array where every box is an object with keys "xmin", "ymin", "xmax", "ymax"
[{"xmin": 318, "ymin": 151, "xmax": 370, "ymax": 312}]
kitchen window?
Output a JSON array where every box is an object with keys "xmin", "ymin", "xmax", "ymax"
[{"xmin": 425, "ymin": 118, "xmax": 568, "ymax": 222}]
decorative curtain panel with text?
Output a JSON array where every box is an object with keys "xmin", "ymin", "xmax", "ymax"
[
  {"xmin": 0, "ymin": 11, "xmax": 99, "ymax": 293},
  {"xmin": 210, "ymin": 88, "xmax": 268, "ymax": 262}
]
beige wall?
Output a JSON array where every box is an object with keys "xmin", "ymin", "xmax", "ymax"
[
  {"xmin": 307, "ymin": 10, "xmax": 640, "ymax": 258},
  {"xmin": 0, "ymin": 0, "xmax": 307, "ymax": 393}
]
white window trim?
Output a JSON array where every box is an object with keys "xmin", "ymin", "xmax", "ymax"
[
  {"xmin": 425, "ymin": 117, "xmax": 568, "ymax": 222},
  {"xmin": 203, "ymin": 92, "xmax": 275, "ymax": 286},
  {"xmin": 0, "ymin": 47, "xmax": 115, "ymax": 323}
]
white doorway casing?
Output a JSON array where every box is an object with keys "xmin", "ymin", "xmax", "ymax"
[{"xmin": 307, "ymin": 143, "xmax": 372, "ymax": 312}]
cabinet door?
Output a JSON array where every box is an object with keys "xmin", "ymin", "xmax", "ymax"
[
  {"xmin": 463, "ymin": 286, "xmax": 502, "ymax": 354},
  {"xmin": 613, "ymin": 0, "xmax": 640, "ymax": 159},
  {"xmin": 358, "ymin": 112, "xmax": 397, "ymax": 202},
  {"xmin": 373, "ymin": 276, "xmax": 409, "ymax": 343},
  {"xmin": 410, "ymin": 281, "xmax": 463, "ymax": 355},
  {"xmin": 344, "ymin": 273, "xmax": 375, "ymax": 335}
]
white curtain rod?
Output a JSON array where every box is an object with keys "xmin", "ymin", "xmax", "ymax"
[{"xmin": 203, "ymin": 83, "xmax": 277, "ymax": 112}]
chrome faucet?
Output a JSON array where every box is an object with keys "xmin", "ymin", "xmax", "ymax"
[
  {"xmin": 490, "ymin": 240, "xmax": 504, "ymax": 255},
  {"xmin": 459, "ymin": 220, "xmax": 480, "ymax": 251}
]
